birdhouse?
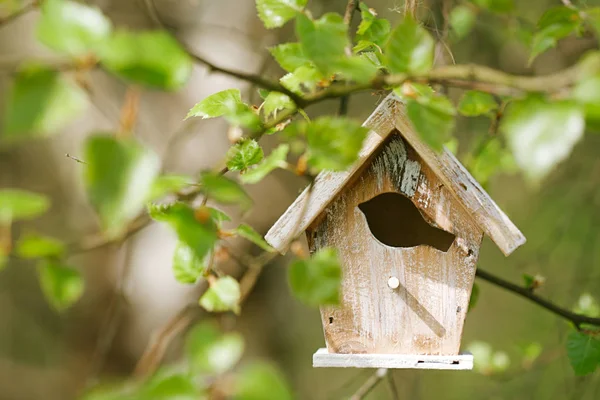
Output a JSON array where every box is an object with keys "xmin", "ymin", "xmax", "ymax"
[{"xmin": 265, "ymin": 94, "xmax": 526, "ymax": 370}]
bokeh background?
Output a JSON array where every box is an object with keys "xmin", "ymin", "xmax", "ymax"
[{"xmin": 1, "ymin": 0, "xmax": 599, "ymax": 399}]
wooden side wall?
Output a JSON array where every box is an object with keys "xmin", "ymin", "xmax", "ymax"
[{"xmin": 307, "ymin": 134, "xmax": 483, "ymax": 355}]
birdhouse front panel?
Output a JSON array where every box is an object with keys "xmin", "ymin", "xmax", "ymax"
[{"xmin": 306, "ymin": 133, "xmax": 484, "ymax": 356}]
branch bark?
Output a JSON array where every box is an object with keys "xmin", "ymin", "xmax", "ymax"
[
  {"xmin": 476, "ymin": 268, "xmax": 600, "ymax": 329},
  {"xmin": 0, "ymin": 1, "xmax": 37, "ymax": 28}
]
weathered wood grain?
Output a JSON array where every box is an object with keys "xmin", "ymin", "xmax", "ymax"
[
  {"xmin": 308, "ymin": 135, "xmax": 483, "ymax": 356},
  {"xmin": 264, "ymin": 93, "xmax": 525, "ymax": 256},
  {"xmin": 313, "ymin": 348, "xmax": 474, "ymax": 370}
]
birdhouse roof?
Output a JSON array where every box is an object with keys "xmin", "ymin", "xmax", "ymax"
[{"xmin": 265, "ymin": 93, "xmax": 526, "ymax": 256}]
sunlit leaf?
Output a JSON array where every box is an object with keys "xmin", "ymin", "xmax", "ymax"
[
  {"xmin": 288, "ymin": 247, "xmax": 341, "ymax": 307},
  {"xmin": 280, "ymin": 66, "xmax": 324, "ymax": 95},
  {"xmin": 199, "ymin": 172, "xmax": 252, "ymax": 209},
  {"xmin": 262, "ymin": 92, "xmax": 295, "ymax": 120},
  {"xmin": 187, "ymin": 89, "xmax": 260, "ymax": 130},
  {"xmin": 572, "ymin": 74, "xmax": 600, "ymax": 126},
  {"xmin": 356, "ymin": 4, "xmax": 390, "ymax": 48},
  {"xmin": 84, "ymin": 135, "xmax": 160, "ymax": 238},
  {"xmin": 458, "ymin": 91, "xmax": 497, "ymax": 117},
  {"xmin": 2, "ymin": 66, "xmax": 87, "ymax": 142},
  {"xmin": 529, "ymin": 6, "xmax": 580, "ymax": 64},
  {"xmin": 140, "ymin": 374, "xmax": 199, "ymax": 400},
  {"xmin": 148, "ymin": 175, "xmax": 193, "ymax": 201},
  {"xmin": 468, "ymin": 138, "xmax": 517, "ymax": 185},
  {"xmin": 385, "ymin": 17, "xmax": 434, "ymax": 74},
  {"xmin": 234, "ymin": 362, "xmax": 293, "ymax": 400},
  {"xmin": 404, "ymin": 88, "xmax": 456, "ymax": 152},
  {"xmin": 199, "ymin": 276, "xmax": 241, "ymax": 314},
  {"xmin": 172, "ymin": 241, "xmax": 208, "ymax": 284},
  {"xmin": 450, "ymin": 5, "xmax": 476, "ymax": 40},
  {"xmin": 207, "ymin": 207, "xmax": 231, "ymax": 226},
  {"xmin": 38, "ymin": 260, "xmax": 84, "ymax": 311},
  {"xmin": 15, "ymin": 233, "xmax": 65, "ymax": 259},
  {"xmin": 100, "ymin": 30, "xmax": 192, "ymax": 90},
  {"xmin": 500, "ymin": 96, "xmax": 584, "ymax": 182},
  {"xmin": 186, "ymin": 322, "xmax": 245, "ymax": 374},
  {"xmin": 269, "ymin": 43, "xmax": 310, "ymax": 73},
  {"xmin": 149, "ymin": 203, "xmax": 218, "ymax": 261},
  {"xmin": 332, "ymin": 56, "xmax": 378, "ymax": 83},
  {"xmin": 0, "ymin": 189, "xmax": 50, "ymax": 224},
  {"xmin": 306, "ymin": 117, "xmax": 368, "ymax": 171},
  {"xmin": 227, "ymin": 140, "xmax": 264, "ymax": 172},
  {"xmin": 241, "ymin": 144, "xmax": 290, "ymax": 184},
  {"xmin": 37, "ymin": 0, "xmax": 111, "ymax": 56},
  {"xmin": 573, "ymin": 293, "xmax": 600, "ymax": 317},
  {"xmin": 236, "ymin": 223, "xmax": 275, "ymax": 252},
  {"xmin": 296, "ymin": 13, "xmax": 348, "ymax": 75},
  {"xmin": 256, "ymin": 0, "xmax": 307, "ymax": 29},
  {"xmin": 566, "ymin": 331, "xmax": 600, "ymax": 376}
]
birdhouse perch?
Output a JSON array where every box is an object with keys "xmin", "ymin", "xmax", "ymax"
[{"xmin": 265, "ymin": 94, "xmax": 526, "ymax": 370}]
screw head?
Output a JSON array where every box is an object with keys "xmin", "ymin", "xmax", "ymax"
[{"xmin": 387, "ymin": 276, "xmax": 400, "ymax": 289}]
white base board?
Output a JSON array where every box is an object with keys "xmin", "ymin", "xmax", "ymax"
[{"xmin": 313, "ymin": 348, "xmax": 473, "ymax": 370}]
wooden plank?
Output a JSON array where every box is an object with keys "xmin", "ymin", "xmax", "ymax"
[
  {"xmin": 310, "ymin": 135, "xmax": 482, "ymax": 356},
  {"xmin": 313, "ymin": 348, "xmax": 474, "ymax": 370},
  {"xmin": 393, "ymin": 112, "xmax": 526, "ymax": 256},
  {"xmin": 264, "ymin": 95, "xmax": 400, "ymax": 253}
]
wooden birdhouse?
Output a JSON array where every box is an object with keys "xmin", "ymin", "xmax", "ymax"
[{"xmin": 265, "ymin": 94, "xmax": 526, "ymax": 370}]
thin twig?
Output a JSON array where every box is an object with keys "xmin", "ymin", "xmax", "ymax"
[
  {"xmin": 133, "ymin": 304, "xmax": 198, "ymax": 378},
  {"xmin": 0, "ymin": 1, "xmax": 37, "ymax": 28},
  {"xmin": 476, "ymin": 268, "xmax": 600, "ymax": 329},
  {"xmin": 349, "ymin": 368, "xmax": 388, "ymax": 400}
]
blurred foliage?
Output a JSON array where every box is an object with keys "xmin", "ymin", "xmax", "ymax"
[{"xmin": 2, "ymin": 0, "xmax": 600, "ymax": 398}]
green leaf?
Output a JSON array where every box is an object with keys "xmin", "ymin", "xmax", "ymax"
[
  {"xmin": 566, "ymin": 331, "xmax": 600, "ymax": 376},
  {"xmin": 140, "ymin": 374, "xmax": 199, "ymax": 400},
  {"xmin": 572, "ymin": 74, "xmax": 600, "ymax": 123},
  {"xmin": 84, "ymin": 135, "xmax": 160, "ymax": 238},
  {"xmin": 236, "ymin": 223, "xmax": 275, "ymax": 252},
  {"xmin": 0, "ymin": 189, "xmax": 50, "ymax": 224},
  {"xmin": 450, "ymin": 5, "xmax": 476, "ymax": 40},
  {"xmin": 100, "ymin": 30, "xmax": 192, "ymax": 90},
  {"xmin": 331, "ymin": 56, "xmax": 378, "ymax": 84},
  {"xmin": 2, "ymin": 66, "xmax": 88, "ymax": 143},
  {"xmin": 280, "ymin": 66, "xmax": 323, "ymax": 95},
  {"xmin": 38, "ymin": 260, "xmax": 84, "ymax": 311},
  {"xmin": 149, "ymin": 203, "xmax": 218, "ymax": 261},
  {"xmin": 186, "ymin": 89, "xmax": 260, "ymax": 130},
  {"xmin": 529, "ymin": 7, "xmax": 580, "ymax": 64},
  {"xmin": 37, "ymin": 0, "xmax": 112, "ymax": 56},
  {"xmin": 458, "ymin": 91, "xmax": 498, "ymax": 117},
  {"xmin": 199, "ymin": 172, "xmax": 252, "ymax": 209},
  {"xmin": 296, "ymin": 13, "xmax": 348, "ymax": 76},
  {"xmin": 207, "ymin": 207, "xmax": 232, "ymax": 226},
  {"xmin": 148, "ymin": 175, "xmax": 193, "ymax": 201},
  {"xmin": 306, "ymin": 117, "xmax": 369, "ymax": 171},
  {"xmin": 15, "ymin": 233, "xmax": 65, "ymax": 259},
  {"xmin": 356, "ymin": 4, "xmax": 390, "ymax": 48},
  {"xmin": 256, "ymin": 0, "xmax": 306, "ymax": 29},
  {"xmin": 199, "ymin": 276, "xmax": 241, "ymax": 314},
  {"xmin": 227, "ymin": 140, "xmax": 264, "ymax": 172},
  {"xmin": 468, "ymin": 138, "xmax": 517, "ymax": 185},
  {"xmin": 186, "ymin": 322, "xmax": 245, "ymax": 374},
  {"xmin": 500, "ymin": 97, "xmax": 584, "ymax": 182},
  {"xmin": 405, "ymin": 92, "xmax": 456, "ymax": 152},
  {"xmin": 241, "ymin": 144, "xmax": 290, "ymax": 184},
  {"xmin": 262, "ymin": 92, "xmax": 295, "ymax": 120},
  {"xmin": 385, "ymin": 17, "xmax": 435, "ymax": 74},
  {"xmin": 172, "ymin": 241, "xmax": 208, "ymax": 284},
  {"xmin": 468, "ymin": 283, "xmax": 480, "ymax": 312},
  {"xmin": 269, "ymin": 43, "xmax": 310, "ymax": 73},
  {"xmin": 288, "ymin": 247, "xmax": 341, "ymax": 307},
  {"xmin": 234, "ymin": 362, "xmax": 293, "ymax": 400}
]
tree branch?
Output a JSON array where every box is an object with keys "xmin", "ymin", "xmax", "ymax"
[
  {"xmin": 339, "ymin": 0, "xmax": 360, "ymax": 116},
  {"xmin": 349, "ymin": 368, "xmax": 388, "ymax": 400},
  {"xmin": 476, "ymin": 268, "xmax": 600, "ymax": 329},
  {"xmin": 0, "ymin": 1, "xmax": 37, "ymax": 29}
]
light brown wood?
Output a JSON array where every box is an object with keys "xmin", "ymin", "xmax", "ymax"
[
  {"xmin": 308, "ymin": 135, "xmax": 483, "ymax": 356},
  {"xmin": 265, "ymin": 93, "xmax": 525, "ymax": 256}
]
